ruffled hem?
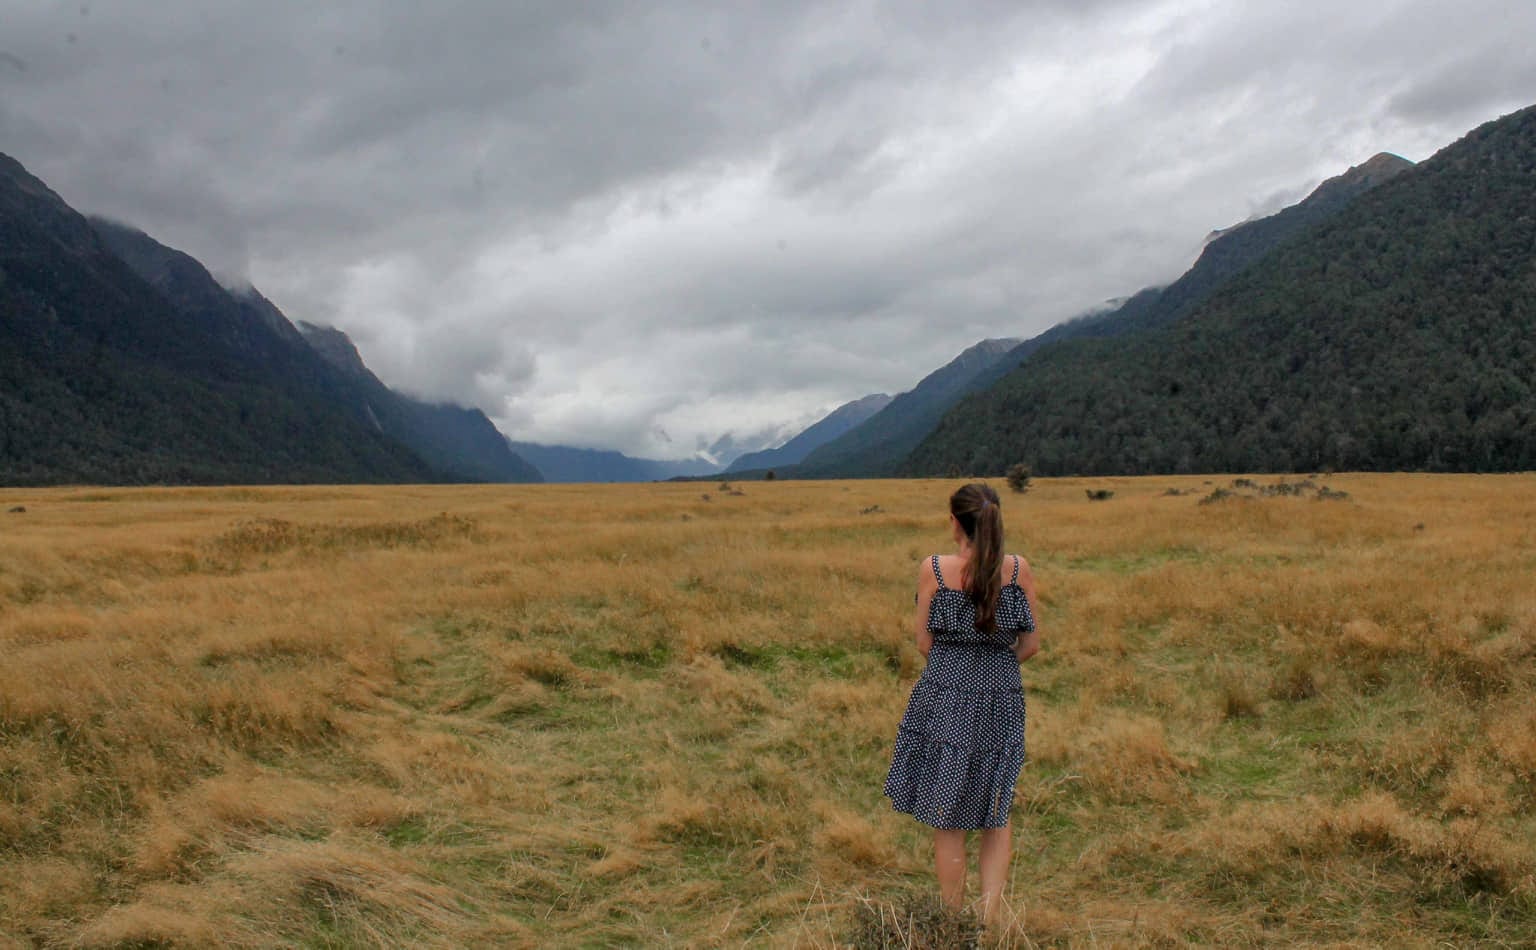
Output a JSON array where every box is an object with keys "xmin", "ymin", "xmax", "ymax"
[{"xmin": 884, "ymin": 729, "xmax": 1025, "ymax": 829}]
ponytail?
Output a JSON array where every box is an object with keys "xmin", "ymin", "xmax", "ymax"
[{"xmin": 950, "ymin": 483, "xmax": 1004, "ymax": 633}]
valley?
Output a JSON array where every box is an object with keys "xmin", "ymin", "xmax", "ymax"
[{"xmin": 1, "ymin": 475, "xmax": 1531, "ymax": 945}]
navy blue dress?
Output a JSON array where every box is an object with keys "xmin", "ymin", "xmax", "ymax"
[{"xmin": 884, "ymin": 555, "xmax": 1035, "ymax": 829}]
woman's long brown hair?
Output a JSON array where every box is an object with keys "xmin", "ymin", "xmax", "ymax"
[{"xmin": 950, "ymin": 482, "xmax": 1004, "ymax": 633}]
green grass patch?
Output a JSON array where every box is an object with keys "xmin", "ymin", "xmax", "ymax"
[
  {"xmin": 570, "ymin": 641, "xmax": 672, "ymax": 671},
  {"xmin": 1058, "ymin": 544, "xmax": 1207, "ymax": 573}
]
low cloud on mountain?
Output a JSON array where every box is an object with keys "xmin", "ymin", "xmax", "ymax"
[{"xmin": 2, "ymin": 0, "xmax": 1532, "ymax": 455}]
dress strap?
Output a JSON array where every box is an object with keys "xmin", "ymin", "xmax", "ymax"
[
  {"xmin": 930, "ymin": 555, "xmax": 947, "ymax": 589},
  {"xmin": 1010, "ymin": 555, "xmax": 1020, "ymax": 584}
]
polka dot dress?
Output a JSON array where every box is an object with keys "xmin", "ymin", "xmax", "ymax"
[{"xmin": 884, "ymin": 555, "xmax": 1035, "ymax": 829}]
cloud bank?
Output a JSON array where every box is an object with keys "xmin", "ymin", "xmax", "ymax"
[{"xmin": 3, "ymin": 0, "xmax": 1533, "ymax": 456}]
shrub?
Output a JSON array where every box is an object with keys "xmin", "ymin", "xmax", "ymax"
[
  {"xmin": 1005, "ymin": 463, "xmax": 1032, "ymax": 494},
  {"xmin": 846, "ymin": 893, "xmax": 981, "ymax": 950}
]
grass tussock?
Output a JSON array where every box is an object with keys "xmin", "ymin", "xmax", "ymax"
[
  {"xmin": 846, "ymin": 893, "xmax": 983, "ymax": 949},
  {"xmin": 0, "ymin": 474, "xmax": 1533, "ymax": 945}
]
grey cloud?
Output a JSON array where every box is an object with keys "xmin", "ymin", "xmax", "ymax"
[
  {"xmin": 1387, "ymin": 44, "xmax": 1536, "ymax": 127},
  {"xmin": 2, "ymin": 0, "xmax": 1531, "ymax": 457}
]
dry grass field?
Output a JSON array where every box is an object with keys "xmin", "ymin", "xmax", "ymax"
[{"xmin": 0, "ymin": 474, "xmax": 1533, "ymax": 947}]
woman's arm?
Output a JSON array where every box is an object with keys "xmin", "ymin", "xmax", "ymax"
[
  {"xmin": 1014, "ymin": 555, "xmax": 1042, "ymax": 663},
  {"xmin": 914, "ymin": 558, "xmax": 937, "ymax": 659}
]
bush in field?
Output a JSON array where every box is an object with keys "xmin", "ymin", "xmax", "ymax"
[
  {"xmin": 847, "ymin": 893, "xmax": 982, "ymax": 949},
  {"xmin": 1005, "ymin": 463, "xmax": 1032, "ymax": 494},
  {"xmin": 1199, "ymin": 479, "xmax": 1351, "ymax": 504}
]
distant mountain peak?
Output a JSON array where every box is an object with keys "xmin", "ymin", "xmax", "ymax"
[
  {"xmin": 721, "ymin": 392, "xmax": 895, "ymax": 474},
  {"xmin": 1309, "ymin": 152, "xmax": 1415, "ymax": 202},
  {"xmin": 0, "ymin": 161, "xmax": 105, "ymax": 255},
  {"xmin": 843, "ymin": 392, "xmax": 895, "ymax": 411},
  {"xmin": 960, "ymin": 337, "xmax": 1023, "ymax": 359},
  {"xmin": 0, "ymin": 152, "xmax": 72, "ymax": 213},
  {"xmin": 508, "ymin": 441, "xmax": 719, "ymax": 483},
  {"xmin": 1204, "ymin": 153, "xmax": 1417, "ymax": 246},
  {"xmin": 792, "ymin": 339, "xmax": 1026, "ymax": 477},
  {"xmin": 296, "ymin": 321, "xmax": 373, "ymax": 379}
]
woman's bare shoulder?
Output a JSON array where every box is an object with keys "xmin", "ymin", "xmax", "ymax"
[{"xmin": 1007, "ymin": 553, "xmax": 1035, "ymax": 575}]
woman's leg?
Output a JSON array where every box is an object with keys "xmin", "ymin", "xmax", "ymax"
[
  {"xmin": 933, "ymin": 829, "xmax": 968, "ymax": 909},
  {"xmin": 977, "ymin": 823, "xmax": 1011, "ymax": 926}
]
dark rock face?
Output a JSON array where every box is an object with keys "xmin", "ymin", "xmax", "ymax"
[{"xmin": 296, "ymin": 320, "xmax": 372, "ymax": 378}]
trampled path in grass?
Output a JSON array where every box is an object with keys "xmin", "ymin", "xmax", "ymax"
[{"xmin": 1, "ymin": 475, "xmax": 1533, "ymax": 946}]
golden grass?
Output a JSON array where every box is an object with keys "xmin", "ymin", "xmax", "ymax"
[{"xmin": 0, "ymin": 474, "xmax": 1533, "ymax": 946}]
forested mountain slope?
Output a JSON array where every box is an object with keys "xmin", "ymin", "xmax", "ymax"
[
  {"xmin": 793, "ymin": 154, "xmax": 1411, "ymax": 479},
  {"xmin": 905, "ymin": 106, "xmax": 1536, "ymax": 476},
  {"xmin": 794, "ymin": 338, "xmax": 1020, "ymax": 477},
  {"xmin": 725, "ymin": 393, "xmax": 892, "ymax": 473},
  {"xmin": 93, "ymin": 219, "xmax": 542, "ymax": 484},
  {"xmin": 964, "ymin": 153, "xmax": 1417, "ymax": 398},
  {"xmin": 294, "ymin": 321, "xmax": 543, "ymax": 484},
  {"xmin": 0, "ymin": 153, "xmax": 435, "ymax": 485}
]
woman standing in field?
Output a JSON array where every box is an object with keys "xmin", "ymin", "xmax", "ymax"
[{"xmin": 884, "ymin": 482, "xmax": 1041, "ymax": 927}]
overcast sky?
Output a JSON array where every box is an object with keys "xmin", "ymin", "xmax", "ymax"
[{"xmin": 3, "ymin": 1, "xmax": 1534, "ymax": 459}]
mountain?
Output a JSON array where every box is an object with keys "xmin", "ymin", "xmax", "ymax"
[
  {"xmin": 293, "ymin": 322, "xmax": 542, "ymax": 484},
  {"xmin": 0, "ymin": 152, "xmax": 435, "ymax": 485},
  {"xmin": 956, "ymin": 152, "xmax": 1419, "ymax": 404},
  {"xmin": 705, "ymin": 429, "xmax": 785, "ymax": 469},
  {"xmin": 506, "ymin": 442, "xmax": 719, "ymax": 483},
  {"xmin": 792, "ymin": 338, "xmax": 1022, "ymax": 477},
  {"xmin": 90, "ymin": 218, "xmax": 541, "ymax": 484},
  {"xmin": 725, "ymin": 393, "xmax": 893, "ymax": 473},
  {"xmin": 905, "ymin": 106, "xmax": 1536, "ymax": 476},
  {"xmin": 759, "ymin": 151, "xmax": 1411, "ymax": 483}
]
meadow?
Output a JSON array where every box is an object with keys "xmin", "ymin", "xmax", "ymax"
[{"xmin": 0, "ymin": 474, "xmax": 1533, "ymax": 947}]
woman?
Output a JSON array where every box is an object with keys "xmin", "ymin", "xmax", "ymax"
[{"xmin": 884, "ymin": 482, "xmax": 1041, "ymax": 925}]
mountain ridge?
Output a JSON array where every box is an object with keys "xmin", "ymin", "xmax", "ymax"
[
  {"xmin": 1, "ymin": 152, "xmax": 437, "ymax": 485},
  {"xmin": 793, "ymin": 338, "xmax": 1023, "ymax": 478},
  {"xmin": 792, "ymin": 147, "xmax": 1417, "ymax": 485},
  {"xmin": 507, "ymin": 441, "xmax": 719, "ymax": 483},
  {"xmin": 294, "ymin": 321, "xmax": 544, "ymax": 484},
  {"xmin": 90, "ymin": 217, "xmax": 541, "ymax": 484},
  {"xmin": 725, "ymin": 393, "xmax": 893, "ymax": 473},
  {"xmin": 904, "ymin": 105, "xmax": 1536, "ymax": 475}
]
